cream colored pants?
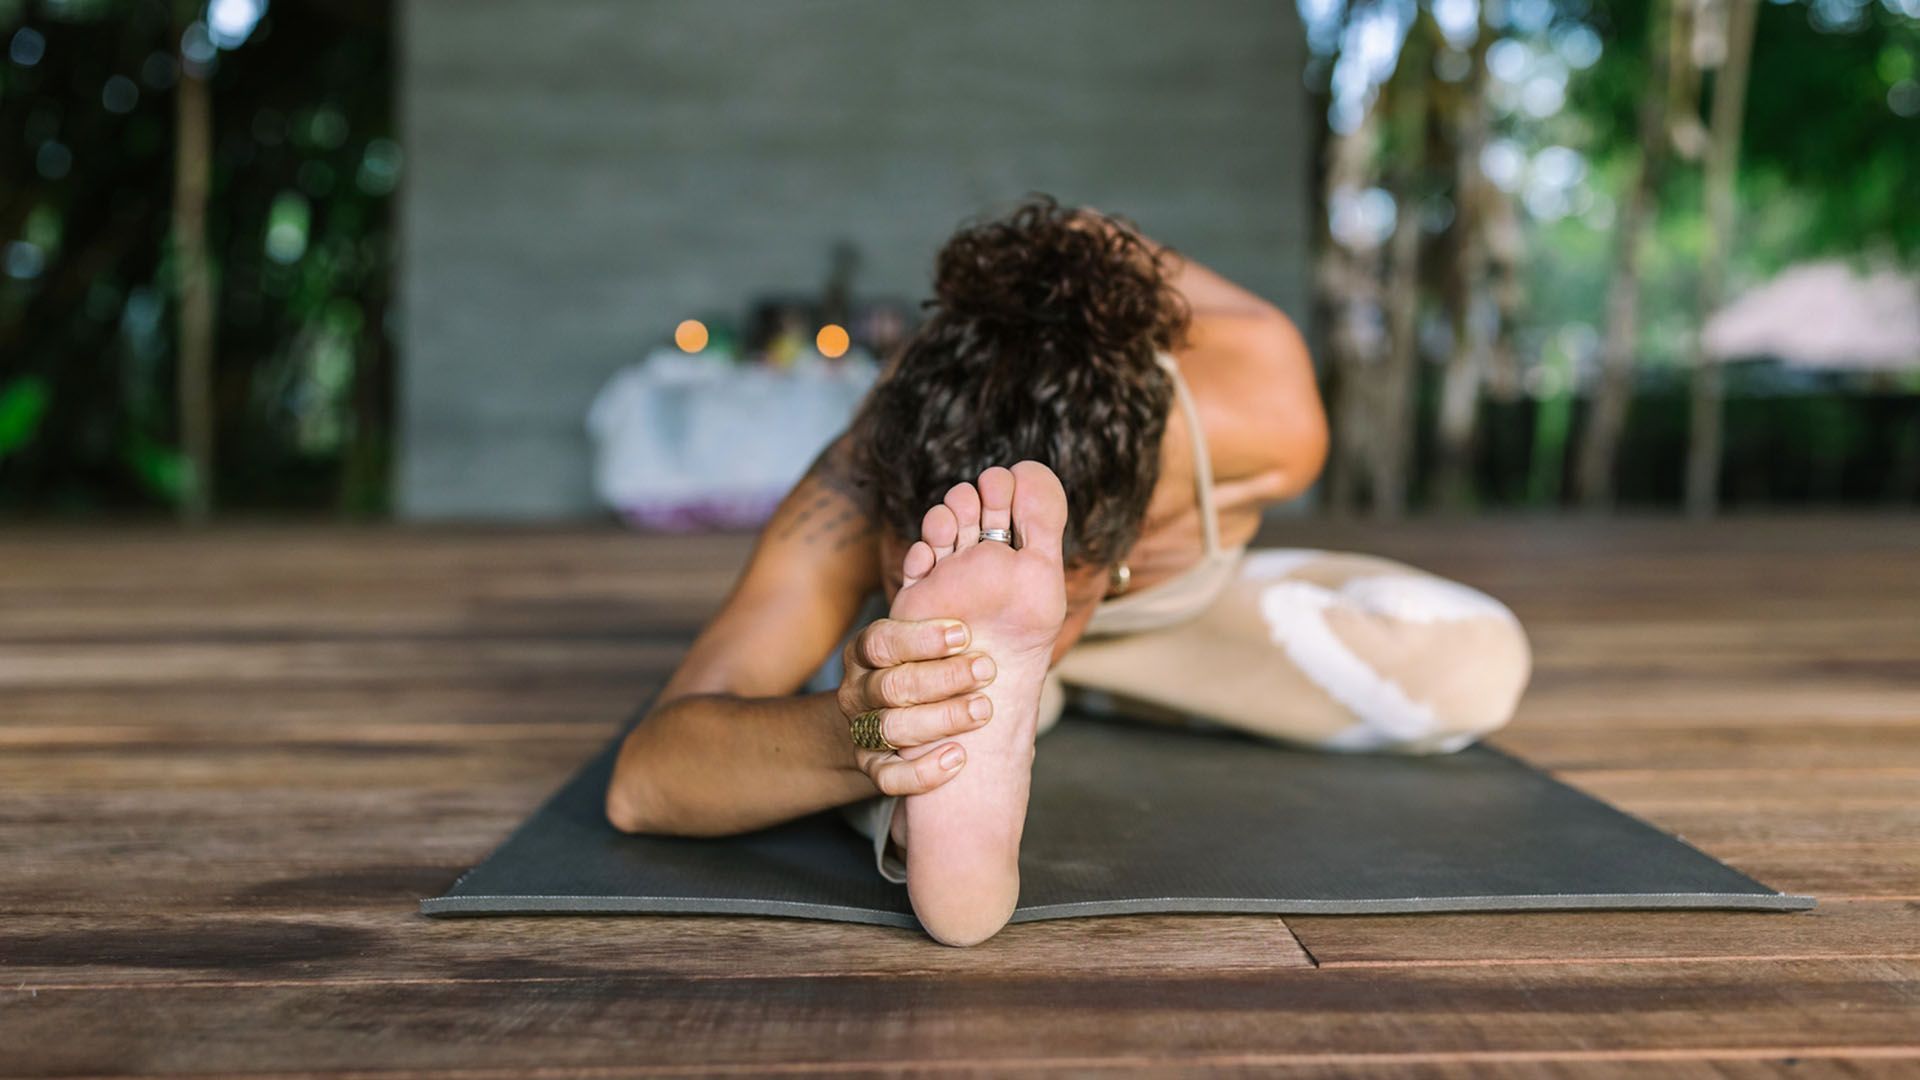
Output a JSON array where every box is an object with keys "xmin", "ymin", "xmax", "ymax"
[{"xmin": 845, "ymin": 549, "xmax": 1534, "ymax": 882}]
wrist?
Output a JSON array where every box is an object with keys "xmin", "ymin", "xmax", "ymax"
[{"xmin": 814, "ymin": 690, "xmax": 866, "ymax": 777}]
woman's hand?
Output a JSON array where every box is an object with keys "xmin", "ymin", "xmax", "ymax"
[{"xmin": 836, "ymin": 617, "xmax": 996, "ymax": 796}]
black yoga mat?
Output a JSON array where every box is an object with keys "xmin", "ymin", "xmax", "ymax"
[{"xmin": 422, "ymin": 713, "xmax": 1811, "ymax": 924}]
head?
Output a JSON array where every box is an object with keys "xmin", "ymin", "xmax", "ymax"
[{"xmin": 850, "ymin": 195, "xmax": 1191, "ymax": 653}]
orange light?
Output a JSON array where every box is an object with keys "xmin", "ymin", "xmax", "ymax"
[
  {"xmin": 816, "ymin": 324, "xmax": 850, "ymax": 359},
  {"xmin": 674, "ymin": 319, "xmax": 709, "ymax": 353}
]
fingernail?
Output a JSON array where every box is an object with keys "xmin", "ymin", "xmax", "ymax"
[
  {"xmin": 971, "ymin": 655, "xmax": 995, "ymax": 681},
  {"xmin": 940, "ymin": 747, "xmax": 964, "ymax": 770},
  {"xmin": 944, "ymin": 622, "xmax": 969, "ymax": 650},
  {"xmin": 967, "ymin": 695, "xmax": 991, "ymax": 721}
]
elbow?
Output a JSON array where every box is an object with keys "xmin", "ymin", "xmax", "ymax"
[
  {"xmin": 1251, "ymin": 316, "xmax": 1330, "ymax": 501},
  {"xmin": 606, "ymin": 779, "xmax": 736, "ymax": 839},
  {"xmin": 1279, "ymin": 395, "xmax": 1330, "ymax": 500},
  {"xmin": 604, "ymin": 730, "xmax": 726, "ymax": 837},
  {"xmin": 604, "ymin": 735, "xmax": 671, "ymax": 835},
  {"xmin": 604, "ymin": 772, "xmax": 654, "ymax": 835}
]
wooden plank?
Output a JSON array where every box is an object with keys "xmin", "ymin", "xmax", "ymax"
[
  {"xmin": 1525, "ymin": 623, "xmax": 1920, "ymax": 671},
  {"xmin": 3, "ymin": 960, "xmax": 1917, "ymax": 1075},
  {"xmin": 0, "ymin": 788, "xmax": 540, "ymax": 914},
  {"xmin": 0, "ymin": 591, "xmax": 727, "ymax": 644},
  {"xmin": 1515, "ymin": 671, "xmax": 1920, "ymax": 728},
  {"xmin": 0, "ymin": 738, "xmax": 609, "ymax": 794},
  {"xmin": 1493, "ymin": 725, "xmax": 1920, "ymax": 771},
  {"xmin": 1287, "ymin": 899, "xmax": 1920, "ymax": 967},
  {"xmin": 1, "ymin": 519, "xmax": 1916, "ymax": 1075},
  {"xmin": 0, "ymin": 1056, "xmax": 1881, "ymax": 1078},
  {"xmin": 0, "ymin": 638, "xmax": 682, "ymax": 690},
  {"xmin": 1709, "ymin": 844, "xmax": 1920, "ymax": 900},
  {"xmin": 1556, "ymin": 770, "xmax": 1920, "ymax": 851},
  {"xmin": 0, "ymin": 684, "xmax": 643, "ymax": 729},
  {"xmin": 0, "ymin": 910, "xmax": 1310, "ymax": 989}
]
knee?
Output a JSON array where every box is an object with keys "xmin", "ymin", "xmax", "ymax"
[
  {"xmin": 1419, "ymin": 608, "xmax": 1531, "ymax": 750},
  {"xmin": 1317, "ymin": 575, "xmax": 1532, "ymax": 754}
]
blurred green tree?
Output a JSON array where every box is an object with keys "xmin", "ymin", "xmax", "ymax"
[
  {"xmin": 1302, "ymin": 0, "xmax": 1919, "ymax": 514},
  {"xmin": 0, "ymin": 0, "xmax": 393, "ymax": 517}
]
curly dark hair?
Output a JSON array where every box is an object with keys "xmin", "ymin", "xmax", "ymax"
[{"xmin": 849, "ymin": 195, "xmax": 1190, "ymax": 566}]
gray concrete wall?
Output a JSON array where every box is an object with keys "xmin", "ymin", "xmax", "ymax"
[{"xmin": 398, "ymin": 0, "xmax": 1311, "ymax": 518}]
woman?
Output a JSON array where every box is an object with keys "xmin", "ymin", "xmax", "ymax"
[{"xmin": 604, "ymin": 197, "xmax": 1531, "ymax": 946}]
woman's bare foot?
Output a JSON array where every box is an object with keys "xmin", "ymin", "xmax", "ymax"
[{"xmin": 888, "ymin": 461, "xmax": 1069, "ymax": 945}]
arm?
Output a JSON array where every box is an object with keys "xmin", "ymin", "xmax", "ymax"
[
  {"xmin": 1176, "ymin": 302, "xmax": 1328, "ymax": 507},
  {"xmin": 605, "ymin": 441, "xmax": 997, "ymax": 836},
  {"xmin": 1155, "ymin": 236, "xmax": 1328, "ymax": 504}
]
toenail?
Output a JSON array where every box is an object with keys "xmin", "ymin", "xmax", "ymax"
[
  {"xmin": 971, "ymin": 656, "xmax": 995, "ymax": 681},
  {"xmin": 944, "ymin": 622, "xmax": 969, "ymax": 650},
  {"xmin": 967, "ymin": 695, "xmax": 991, "ymax": 721}
]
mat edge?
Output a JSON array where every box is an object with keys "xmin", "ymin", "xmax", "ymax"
[
  {"xmin": 419, "ymin": 891, "xmax": 1816, "ymax": 921},
  {"xmin": 418, "ymin": 894, "xmax": 922, "ymax": 927}
]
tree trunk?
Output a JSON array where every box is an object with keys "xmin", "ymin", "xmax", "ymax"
[
  {"xmin": 1574, "ymin": 0, "xmax": 1673, "ymax": 509},
  {"xmin": 1435, "ymin": 11, "xmax": 1495, "ymax": 511},
  {"xmin": 1323, "ymin": 251, "xmax": 1378, "ymax": 517},
  {"xmin": 342, "ymin": 282, "xmax": 392, "ymax": 516},
  {"xmin": 1684, "ymin": 0, "xmax": 1759, "ymax": 517},
  {"xmin": 172, "ymin": 46, "xmax": 216, "ymax": 521},
  {"xmin": 1482, "ymin": 184, "xmax": 1526, "ymax": 404},
  {"xmin": 1371, "ymin": 188, "xmax": 1423, "ymax": 519},
  {"xmin": 1318, "ymin": 96, "xmax": 1384, "ymax": 517},
  {"xmin": 1367, "ymin": 20, "xmax": 1434, "ymax": 520}
]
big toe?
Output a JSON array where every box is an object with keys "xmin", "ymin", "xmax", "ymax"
[{"xmin": 1009, "ymin": 461, "xmax": 1068, "ymax": 561}]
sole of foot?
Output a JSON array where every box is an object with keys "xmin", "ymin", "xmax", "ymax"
[{"xmin": 887, "ymin": 461, "xmax": 1069, "ymax": 946}]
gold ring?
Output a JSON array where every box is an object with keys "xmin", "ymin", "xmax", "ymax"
[
  {"xmin": 849, "ymin": 708, "xmax": 896, "ymax": 752},
  {"xmin": 1109, "ymin": 561, "xmax": 1132, "ymax": 597}
]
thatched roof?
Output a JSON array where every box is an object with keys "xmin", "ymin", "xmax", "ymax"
[{"xmin": 1703, "ymin": 260, "xmax": 1920, "ymax": 371}]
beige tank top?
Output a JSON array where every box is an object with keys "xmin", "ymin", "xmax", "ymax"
[{"xmin": 1083, "ymin": 353, "xmax": 1245, "ymax": 637}]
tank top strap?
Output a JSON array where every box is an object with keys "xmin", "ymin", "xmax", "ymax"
[{"xmin": 1155, "ymin": 352, "xmax": 1223, "ymax": 557}]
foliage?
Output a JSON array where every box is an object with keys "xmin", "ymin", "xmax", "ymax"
[
  {"xmin": 1304, "ymin": 0, "xmax": 1919, "ymax": 510},
  {"xmin": 0, "ymin": 373, "xmax": 48, "ymax": 457},
  {"xmin": 0, "ymin": 0, "xmax": 393, "ymax": 515}
]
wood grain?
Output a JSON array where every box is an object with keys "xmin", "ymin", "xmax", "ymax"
[
  {"xmin": 0, "ymin": 910, "xmax": 1311, "ymax": 989},
  {"xmin": 2, "ymin": 517, "xmax": 1918, "ymax": 1076},
  {"xmin": 1288, "ymin": 899, "xmax": 1920, "ymax": 967},
  {"xmin": 5, "ymin": 960, "xmax": 1918, "ymax": 1075}
]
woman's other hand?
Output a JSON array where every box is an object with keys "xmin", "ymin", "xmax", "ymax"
[{"xmin": 836, "ymin": 617, "xmax": 997, "ymax": 796}]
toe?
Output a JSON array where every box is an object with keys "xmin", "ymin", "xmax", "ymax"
[
  {"xmin": 1009, "ymin": 461, "xmax": 1068, "ymax": 561},
  {"xmin": 977, "ymin": 466, "xmax": 1015, "ymax": 539},
  {"xmin": 921, "ymin": 503, "xmax": 959, "ymax": 561},
  {"xmin": 900, "ymin": 540, "xmax": 936, "ymax": 590},
  {"xmin": 944, "ymin": 482, "xmax": 982, "ymax": 550}
]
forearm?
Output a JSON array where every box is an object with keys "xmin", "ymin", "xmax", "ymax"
[{"xmin": 605, "ymin": 690, "xmax": 874, "ymax": 837}]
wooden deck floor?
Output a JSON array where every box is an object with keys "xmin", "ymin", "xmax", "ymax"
[{"xmin": 3, "ymin": 516, "xmax": 1917, "ymax": 1076}]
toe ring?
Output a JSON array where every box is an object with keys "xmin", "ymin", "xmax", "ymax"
[{"xmin": 979, "ymin": 528, "xmax": 1013, "ymax": 544}]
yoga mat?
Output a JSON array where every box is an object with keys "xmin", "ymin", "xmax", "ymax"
[{"xmin": 423, "ymin": 713, "xmax": 1812, "ymax": 924}]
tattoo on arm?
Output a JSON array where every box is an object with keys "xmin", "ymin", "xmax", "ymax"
[{"xmin": 774, "ymin": 441, "xmax": 878, "ymax": 550}]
